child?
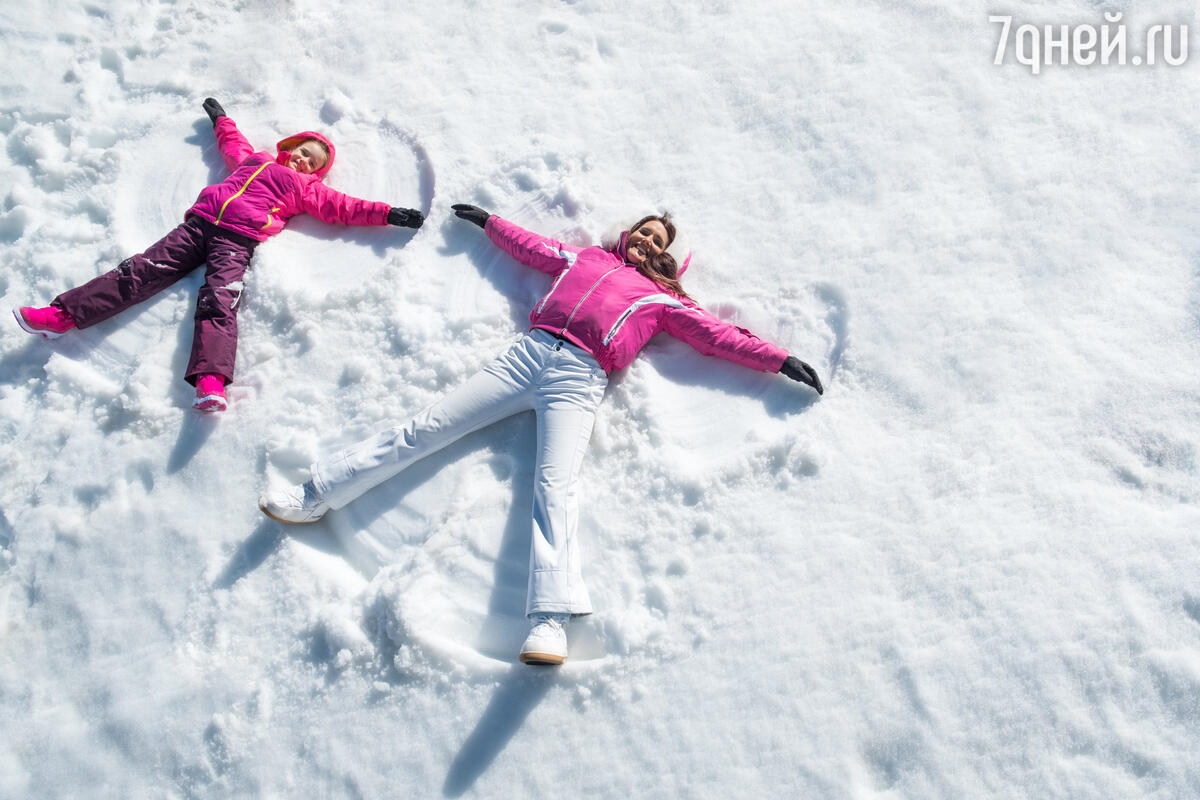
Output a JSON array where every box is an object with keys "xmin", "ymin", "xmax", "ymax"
[{"xmin": 13, "ymin": 98, "xmax": 425, "ymax": 412}]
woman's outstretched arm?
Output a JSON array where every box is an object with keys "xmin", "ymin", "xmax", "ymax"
[
  {"xmin": 661, "ymin": 302, "xmax": 823, "ymax": 393},
  {"xmin": 452, "ymin": 204, "xmax": 581, "ymax": 277}
]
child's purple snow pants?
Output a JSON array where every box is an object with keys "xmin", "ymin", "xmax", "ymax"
[{"xmin": 53, "ymin": 217, "xmax": 258, "ymax": 386}]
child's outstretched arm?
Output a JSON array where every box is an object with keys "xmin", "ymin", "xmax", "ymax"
[
  {"xmin": 201, "ymin": 97, "xmax": 254, "ymax": 172},
  {"xmin": 300, "ymin": 181, "xmax": 423, "ymax": 229}
]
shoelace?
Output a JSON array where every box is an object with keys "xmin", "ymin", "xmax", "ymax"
[{"xmin": 530, "ymin": 614, "xmax": 566, "ymax": 635}]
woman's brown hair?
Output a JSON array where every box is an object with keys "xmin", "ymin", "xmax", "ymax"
[{"xmin": 629, "ymin": 213, "xmax": 689, "ymax": 299}]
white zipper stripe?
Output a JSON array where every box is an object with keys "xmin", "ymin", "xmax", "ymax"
[
  {"xmin": 601, "ymin": 293, "xmax": 697, "ymax": 345},
  {"xmin": 534, "ymin": 243, "xmax": 578, "ymax": 314},
  {"xmin": 560, "ymin": 266, "xmax": 623, "ymax": 335}
]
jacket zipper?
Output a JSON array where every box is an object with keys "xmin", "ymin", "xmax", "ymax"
[
  {"xmin": 215, "ymin": 161, "xmax": 271, "ymax": 226},
  {"xmin": 559, "ymin": 266, "xmax": 623, "ymax": 337}
]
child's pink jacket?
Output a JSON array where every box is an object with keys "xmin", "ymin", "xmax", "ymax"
[
  {"xmin": 186, "ymin": 117, "xmax": 391, "ymax": 242},
  {"xmin": 485, "ymin": 216, "xmax": 789, "ymax": 374}
]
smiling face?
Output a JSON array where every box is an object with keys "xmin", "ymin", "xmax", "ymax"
[
  {"xmin": 625, "ymin": 218, "xmax": 671, "ymax": 266},
  {"xmin": 285, "ymin": 139, "xmax": 328, "ymax": 174}
]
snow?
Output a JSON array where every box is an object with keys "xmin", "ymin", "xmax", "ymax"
[{"xmin": 2, "ymin": 0, "xmax": 1199, "ymax": 797}]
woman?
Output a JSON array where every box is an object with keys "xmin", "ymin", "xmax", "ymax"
[{"xmin": 259, "ymin": 205, "xmax": 823, "ymax": 665}]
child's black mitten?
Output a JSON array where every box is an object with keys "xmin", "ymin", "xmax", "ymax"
[
  {"xmin": 387, "ymin": 207, "xmax": 424, "ymax": 229},
  {"xmin": 780, "ymin": 355, "xmax": 824, "ymax": 395},
  {"xmin": 202, "ymin": 98, "xmax": 226, "ymax": 126}
]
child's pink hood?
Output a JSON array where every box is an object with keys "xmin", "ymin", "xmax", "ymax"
[{"xmin": 275, "ymin": 131, "xmax": 337, "ymax": 180}]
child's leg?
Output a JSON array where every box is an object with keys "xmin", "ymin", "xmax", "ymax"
[
  {"xmin": 183, "ymin": 230, "xmax": 257, "ymax": 386},
  {"xmin": 53, "ymin": 218, "xmax": 208, "ymax": 328}
]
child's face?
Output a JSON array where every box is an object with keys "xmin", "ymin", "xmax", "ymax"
[{"xmin": 286, "ymin": 140, "xmax": 328, "ymax": 174}]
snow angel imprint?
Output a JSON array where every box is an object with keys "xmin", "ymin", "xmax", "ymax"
[
  {"xmin": 13, "ymin": 98, "xmax": 425, "ymax": 413},
  {"xmin": 259, "ymin": 204, "xmax": 824, "ymax": 665}
]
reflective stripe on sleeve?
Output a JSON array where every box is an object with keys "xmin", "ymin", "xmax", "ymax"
[{"xmin": 601, "ymin": 293, "xmax": 698, "ymax": 345}]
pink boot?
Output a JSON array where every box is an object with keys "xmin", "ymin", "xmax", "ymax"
[
  {"xmin": 13, "ymin": 306, "xmax": 76, "ymax": 338},
  {"xmin": 193, "ymin": 374, "xmax": 228, "ymax": 412}
]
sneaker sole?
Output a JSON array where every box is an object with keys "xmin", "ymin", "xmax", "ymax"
[
  {"xmin": 193, "ymin": 395, "xmax": 228, "ymax": 412},
  {"xmin": 258, "ymin": 501, "xmax": 325, "ymax": 526},
  {"xmin": 12, "ymin": 309, "xmax": 66, "ymax": 339},
  {"xmin": 519, "ymin": 651, "xmax": 567, "ymax": 666}
]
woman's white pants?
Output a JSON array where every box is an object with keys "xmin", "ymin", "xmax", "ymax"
[{"xmin": 309, "ymin": 330, "xmax": 608, "ymax": 617}]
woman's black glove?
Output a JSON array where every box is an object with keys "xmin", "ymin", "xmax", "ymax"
[
  {"xmin": 387, "ymin": 207, "xmax": 424, "ymax": 229},
  {"xmin": 202, "ymin": 98, "xmax": 226, "ymax": 126},
  {"xmin": 451, "ymin": 203, "xmax": 490, "ymax": 229},
  {"xmin": 780, "ymin": 355, "xmax": 824, "ymax": 395}
]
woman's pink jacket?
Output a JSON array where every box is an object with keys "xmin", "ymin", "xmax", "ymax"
[{"xmin": 485, "ymin": 216, "xmax": 789, "ymax": 374}]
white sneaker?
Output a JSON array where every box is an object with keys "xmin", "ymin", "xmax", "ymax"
[
  {"xmin": 519, "ymin": 613, "xmax": 569, "ymax": 665},
  {"xmin": 258, "ymin": 481, "xmax": 329, "ymax": 524}
]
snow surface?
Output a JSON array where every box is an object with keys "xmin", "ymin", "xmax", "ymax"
[{"xmin": 2, "ymin": 0, "xmax": 1199, "ymax": 797}]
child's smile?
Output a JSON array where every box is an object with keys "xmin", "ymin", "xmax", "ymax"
[{"xmin": 286, "ymin": 140, "xmax": 327, "ymax": 174}]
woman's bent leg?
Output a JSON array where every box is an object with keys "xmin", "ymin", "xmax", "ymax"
[{"xmin": 310, "ymin": 352, "xmax": 535, "ymax": 510}]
